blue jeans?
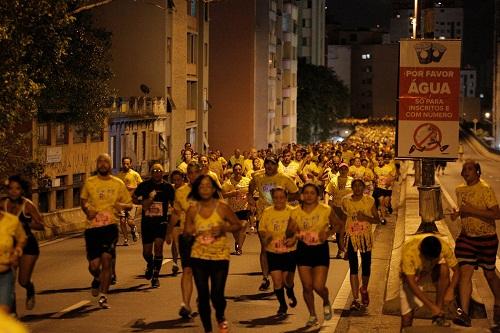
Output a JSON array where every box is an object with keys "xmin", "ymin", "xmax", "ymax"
[{"xmin": 0, "ymin": 269, "xmax": 15, "ymax": 308}]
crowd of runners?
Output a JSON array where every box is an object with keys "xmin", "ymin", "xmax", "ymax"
[{"xmin": 1, "ymin": 123, "xmax": 500, "ymax": 332}]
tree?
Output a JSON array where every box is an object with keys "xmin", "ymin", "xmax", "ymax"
[
  {"xmin": 0, "ymin": 1, "xmax": 112, "ymax": 176},
  {"xmin": 297, "ymin": 61, "xmax": 349, "ymax": 144}
]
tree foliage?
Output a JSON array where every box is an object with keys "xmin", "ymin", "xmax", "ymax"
[
  {"xmin": 0, "ymin": 0, "xmax": 113, "ymax": 176},
  {"xmin": 297, "ymin": 61, "xmax": 350, "ymax": 144}
]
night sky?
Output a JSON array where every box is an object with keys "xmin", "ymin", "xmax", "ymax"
[{"xmin": 327, "ymin": 0, "xmax": 392, "ymax": 30}]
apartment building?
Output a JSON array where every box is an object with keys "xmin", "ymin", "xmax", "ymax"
[
  {"xmin": 93, "ymin": 0, "xmax": 210, "ymax": 170},
  {"xmin": 296, "ymin": 0, "xmax": 325, "ymax": 65},
  {"xmin": 209, "ymin": 0, "xmax": 299, "ymax": 154}
]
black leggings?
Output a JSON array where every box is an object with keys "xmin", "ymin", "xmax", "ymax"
[
  {"xmin": 191, "ymin": 258, "xmax": 229, "ymax": 333},
  {"xmin": 347, "ymin": 240, "xmax": 372, "ymax": 276}
]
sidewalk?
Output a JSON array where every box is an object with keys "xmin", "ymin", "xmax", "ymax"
[{"xmin": 334, "ymin": 162, "xmax": 492, "ymax": 333}]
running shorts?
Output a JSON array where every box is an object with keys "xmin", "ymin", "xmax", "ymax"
[
  {"xmin": 267, "ymin": 251, "xmax": 297, "ymax": 272},
  {"xmin": 372, "ymin": 187, "xmax": 392, "ymax": 208},
  {"xmin": 179, "ymin": 234, "xmax": 194, "ymax": 268},
  {"xmin": 23, "ymin": 235, "xmax": 40, "ymax": 256},
  {"xmin": 455, "ymin": 233, "xmax": 499, "ymax": 271},
  {"xmin": 235, "ymin": 210, "xmax": 251, "ymax": 221},
  {"xmin": 84, "ymin": 224, "xmax": 118, "ymax": 261},
  {"xmin": 296, "ymin": 241, "xmax": 330, "ymax": 267},
  {"xmin": 141, "ymin": 221, "xmax": 168, "ymax": 244}
]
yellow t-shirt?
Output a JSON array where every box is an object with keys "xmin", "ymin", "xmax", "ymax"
[
  {"xmin": 222, "ymin": 176, "xmax": 250, "ymax": 212},
  {"xmin": 291, "ymin": 203, "xmax": 331, "ymax": 245},
  {"xmin": 456, "ymin": 180, "xmax": 499, "ymax": 237},
  {"xmin": 229, "ymin": 155, "xmax": 245, "ymax": 167},
  {"xmin": 190, "ymin": 203, "xmax": 230, "ymax": 261},
  {"xmin": 206, "ymin": 170, "xmax": 222, "ymax": 189},
  {"xmin": 374, "ymin": 164, "xmax": 396, "ymax": 189},
  {"xmin": 401, "ymin": 233, "xmax": 457, "ymax": 279},
  {"xmin": 174, "ymin": 184, "xmax": 194, "ymax": 229},
  {"xmin": 349, "ymin": 165, "xmax": 366, "ymax": 179},
  {"xmin": 0, "ymin": 312, "xmax": 29, "ymax": 333},
  {"xmin": 341, "ymin": 195, "xmax": 375, "ymax": 252},
  {"xmin": 0, "ymin": 212, "xmax": 26, "ymax": 267},
  {"xmin": 116, "ymin": 169, "xmax": 143, "ymax": 192},
  {"xmin": 363, "ymin": 167, "xmax": 375, "ymax": 184},
  {"xmin": 80, "ymin": 176, "xmax": 132, "ymax": 228},
  {"xmin": 278, "ymin": 160, "xmax": 300, "ymax": 180},
  {"xmin": 259, "ymin": 205, "xmax": 297, "ymax": 253},
  {"xmin": 243, "ymin": 158, "xmax": 264, "ymax": 175},
  {"xmin": 253, "ymin": 172, "xmax": 299, "ymax": 210},
  {"xmin": 177, "ymin": 162, "xmax": 188, "ymax": 174},
  {"xmin": 325, "ymin": 175, "xmax": 353, "ymax": 207}
]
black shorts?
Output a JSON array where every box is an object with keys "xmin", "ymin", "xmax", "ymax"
[
  {"xmin": 23, "ymin": 235, "xmax": 40, "ymax": 256},
  {"xmin": 179, "ymin": 234, "xmax": 194, "ymax": 268},
  {"xmin": 235, "ymin": 210, "xmax": 251, "ymax": 220},
  {"xmin": 141, "ymin": 221, "xmax": 168, "ymax": 244},
  {"xmin": 296, "ymin": 241, "xmax": 330, "ymax": 267},
  {"xmin": 267, "ymin": 251, "xmax": 297, "ymax": 272},
  {"xmin": 373, "ymin": 187, "xmax": 392, "ymax": 207},
  {"xmin": 84, "ymin": 224, "xmax": 118, "ymax": 261}
]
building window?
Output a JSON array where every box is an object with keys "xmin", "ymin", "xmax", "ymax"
[
  {"xmin": 361, "ymin": 53, "xmax": 371, "ymax": 60},
  {"xmin": 187, "ymin": 0, "xmax": 196, "ymax": 17},
  {"xmin": 56, "ymin": 190, "xmax": 65, "ymax": 209},
  {"xmin": 302, "ymin": 37, "xmax": 308, "ymax": 46},
  {"xmin": 204, "ymin": 3, "xmax": 209, "ymax": 21},
  {"xmin": 90, "ymin": 129, "xmax": 104, "ymax": 142},
  {"xmin": 73, "ymin": 187, "xmax": 81, "ymax": 208},
  {"xmin": 73, "ymin": 173, "xmax": 85, "ymax": 186},
  {"xmin": 39, "ymin": 192, "xmax": 49, "ymax": 213},
  {"xmin": 307, "ymin": 0, "xmax": 312, "ymax": 8},
  {"xmin": 73, "ymin": 126, "xmax": 86, "ymax": 144},
  {"xmin": 167, "ymin": 37, "xmax": 172, "ymax": 64},
  {"xmin": 187, "ymin": 81, "xmax": 198, "ymax": 109},
  {"xmin": 55, "ymin": 123, "xmax": 68, "ymax": 145},
  {"xmin": 133, "ymin": 132, "xmax": 138, "ymax": 154},
  {"xmin": 55, "ymin": 175, "xmax": 66, "ymax": 187},
  {"xmin": 187, "ymin": 33, "xmax": 198, "ymax": 64},
  {"xmin": 141, "ymin": 131, "xmax": 146, "ymax": 161},
  {"xmin": 110, "ymin": 136, "xmax": 117, "ymax": 168},
  {"xmin": 38, "ymin": 123, "xmax": 50, "ymax": 146}
]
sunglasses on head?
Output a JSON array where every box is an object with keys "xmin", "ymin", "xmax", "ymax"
[{"xmin": 152, "ymin": 169, "xmax": 163, "ymax": 173}]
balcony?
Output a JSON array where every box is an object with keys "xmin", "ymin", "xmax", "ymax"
[{"xmin": 109, "ymin": 96, "xmax": 167, "ymax": 120}]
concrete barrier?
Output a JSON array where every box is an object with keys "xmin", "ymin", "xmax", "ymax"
[{"xmin": 33, "ymin": 208, "xmax": 88, "ymax": 241}]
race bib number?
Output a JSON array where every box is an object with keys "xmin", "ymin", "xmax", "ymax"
[
  {"xmin": 198, "ymin": 233, "xmax": 216, "ymax": 245},
  {"xmin": 145, "ymin": 202, "xmax": 163, "ymax": 217},
  {"xmin": 271, "ymin": 239, "xmax": 288, "ymax": 253},
  {"xmin": 347, "ymin": 220, "xmax": 370, "ymax": 235},
  {"xmin": 90, "ymin": 211, "xmax": 113, "ymax": 228},
  {"xmin": 300, "ymin": 231, "xmax": 320, "ymax": 245}
]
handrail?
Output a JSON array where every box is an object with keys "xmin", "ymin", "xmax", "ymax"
[{"xmin": 460, "ymin": 126, "xmax": 500, "ymax": 156}]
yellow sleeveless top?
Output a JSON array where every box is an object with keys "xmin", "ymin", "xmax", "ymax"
[{"xmin": 190, "ymin": 202, "xmax": 230, "ymax": 261}]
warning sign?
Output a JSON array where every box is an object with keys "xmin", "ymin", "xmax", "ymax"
[{"xmin": 397, "ymin": 40, "xmax": 461, "ymax": 158}]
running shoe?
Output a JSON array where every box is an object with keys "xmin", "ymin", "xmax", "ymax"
[
  {"xmin": 335, "ymin": 250, "xmax": 344, "ymax": 259},
  {"xmin": 26, "ymin": 283, "xmax": 35, "ymax": 310},
  {"xmin": 259, "ymin": 278, "xmax": 270, "ymax": 291},
  {"xmin": 111, "ymin": 274, "xmax": 117, "ymax": 285},
  {"xmin": 151, "ymin": 277, "xmax": 160, "ymax": 288},
  {"xmin": 91, "ymin": 279, "xmax": 100, "ymax": 297},
  {"xmin": 145, "ymin": 266, "xmax": 153, "ymax": 280},
  {"xmin": 350, "ymin": 299, "xmax": 361, "ymax": 311},
  {"xmin": 432, "ymin": 314, "xmax": 450, "ymax": 327},
  {"xmin": 453, "ymin": 308, "xmax": 472, "ymax": 327},
  {"xmin": 131, "ymin": 226, "xmax": 139, "ymax": 242},
  {"xmin": 305, "ymin": 316, "xmax": 319, "ymax": 327},
  {"xmin": 286, "ymin": 287, "xmax": 297, "ymax": 308},
  {"xmin": 388, "ymin": 204, "xmax": 393, "ymax": 214},
  {"xmin": 179, "ymin": 305, "xmax": 192, "ymax": 319},
  {"xmin": 360, "ymin": 286, "xmax": 369, "ymax": 306},
  {"xmin": 123, "ymin": 238, "xmax": 129, "ymax": 246},
  {"xmin": 380, "ymin": 218, "xmax": 387, "ymax": 225},
  {"xmin": 277, "ymin": 304, "xmax": 288, "ymax": 316},
  {"xmin": 218, "ymin": 320, "xmax": 229, "ymax": 333},
  {"xmin": 98, "ymin": 296, "xmax": 110, "ymax": 309},
  {"xmin": 323, "ymin": 303, "xmax": 333, "ymax": 320},
  {"xmin": 172, "ymin": 263, "xmax": 179, "ymax": 275}
]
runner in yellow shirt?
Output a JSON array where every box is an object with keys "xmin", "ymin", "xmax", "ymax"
[
  {"xmin": 258, "ymin": 187, "xmax": 298, "ymax": 316},
  {"xmin": 116, "ymin": 157, "xmax": 142, "ymax": 245}
]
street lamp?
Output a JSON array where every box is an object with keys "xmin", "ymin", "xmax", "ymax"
[{"xmin": 485, "ymin": 112, "xmax": 491, "ymax": 119}]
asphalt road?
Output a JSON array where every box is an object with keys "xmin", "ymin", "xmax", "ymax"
[{"xmin": 16, "ymin": 229, "xmax": 350, "ymax": 333}]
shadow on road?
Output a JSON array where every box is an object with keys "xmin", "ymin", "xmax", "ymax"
[
  {"xmin": 229, "ymin": 271, "xmax": 264, "ymax": 276},
  {"xmin": 108, "ymin": 283, "xmax": 150, "ymax": 294},
  {"xmin": 238, "ymin": 313, "xmax": 291, "ymax": 328},
  {"xmin": 38, "ymin": 286, "xmax": 91, "ymax": 295},
  {"xmin": 130, "ymin": 317, "xmax": 197, "ymax": 332},
  {"xmin": 20, "ymin": 304, "xmax": 101, "ymax": 322},
  {"xmin": 282, "ymin": 326, "xmax": 321, "ymax": 333},
  {"xmin": 226, "ymin": 291, "xmax": 274, "ymax": 302}
]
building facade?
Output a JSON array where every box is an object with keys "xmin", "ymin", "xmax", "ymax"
[
  {"xmin": 297, "ymin": 0, "xmax": 325, "ymax": 65},
  {"xmin": 209, "ymin": 0, "xmax": 298, "ymax": 154},
  {"xmin": 461, "ymin": 68, "xmax": 477, "ymax": 98},
  {"xmin": 93, "ymin": 0, "xmax": 210, "ymax": 170}
]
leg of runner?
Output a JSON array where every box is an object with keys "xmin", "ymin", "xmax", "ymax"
[
  {"xmin": 298, "ymin": 266, "xmax": 317, "ymax": 324},
  {"xmin": 17, "ymin": 254, "xmax": 38, "ymax": 310},
  {"xmin": 119, "ymin": 213, "xmax": 129, "ymax": 246},
  {"xmin": 284, "ymin": 271, "xmax": 297, "ymax": 308},
  {"xmin": 209, "ymin": 260, "xmax": 230, "ymax": 332},
  {"xmin": 142, "ymin": 243, "xmax": 154, "ymax": 280},
  {"xmin": 171, "ymin": 228, "xmax": 180, "ymax": 275},
  {"xmin": 191, "ymin": 259, "xmax": 213, "ymax": 333},
  {"xmin": 270, "ymin": 270, "xmax": 287, "ymax": 315},
  {"xmin": 98, "ymin": 252, "xmax": 113, "ymax": 308},
  {"xmin": 258, "ymin": 239, "xmax": 270, "ymax": 291},
  {"xmin": 347, "ymin": 241, "xmax": 361, "ymax": 311},
  {"xmin": 178, "ymin": 234, "xmax": 194, "ymax": 318},
  {"xmin": 312, "ymin": 266, "xmax": 332, "ymax": 320},
  {"xmin": 88, "ymin": 258, "xmax": 102, "ymax": 298},
  {"xmin": 127, "ymin": 207, "xmax": 139, "ymax": 242},
  {"xmin": 360, "ymin": 250, "xmax": 372, "ymax": 307},
  {"xmin": 151, "ymin": 237, "xmax": 164, "ymax": 288}
]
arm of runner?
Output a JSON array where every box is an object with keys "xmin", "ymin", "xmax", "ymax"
[
  {"xmin": 25, "ymin": 201, "xmax": 45, "ymax": 230},
  {"xmin": 459, "ymin": 203, "xmax": 500, "ymax": 220},
  {"xmin": 80, "ymin": 198, "xmax": 97, "ymax": 220},
  {"xmin": 403, "ymin": 274, "xmax": 443, "ymax": 316},
  {"xmin": 183, "ymin": 206, "xmax": 197, "ymax": 237},
  {"xmin": 218, "ymin": 202, "xmax": 242, "ymax": 234}
]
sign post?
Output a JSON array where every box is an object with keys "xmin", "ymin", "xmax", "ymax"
[{"xmin": 397, "ymin": 39, "xmax": 461, "ymax": 232}]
